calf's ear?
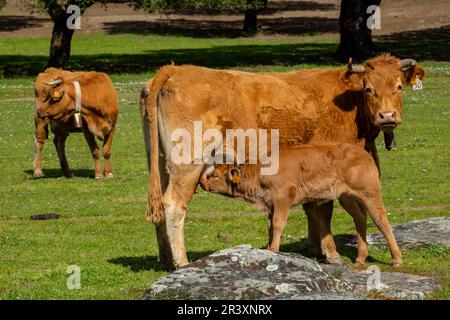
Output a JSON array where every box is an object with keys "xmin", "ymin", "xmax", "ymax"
[{"xmin": 403, "ymin": 64, "xmax": 425, "ymax": 85}]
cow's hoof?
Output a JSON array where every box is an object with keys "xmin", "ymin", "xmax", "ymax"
[
  {"xmin": 327, "ymin": 255, "xmax": 344, "ymax": 265},
  {"xmin": 95, "ymin": 174, "xmax": 104, "ymax": 180},
  {"xmin": 33, "ymin": 172, "xmax": 44, "ymax": 179},
  {"xmin": 392, "ymin": 261, "xmax": 403, "ymax": 268},
  {"xmin": 355, "ymin": 258, "xmax": 366, "ymax": 267},
  {"xmin": 104, "ymin": 172, "xmax": 114, "ymax": 179}
]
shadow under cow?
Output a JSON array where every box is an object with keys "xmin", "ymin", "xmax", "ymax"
[
  {"xmin": 280, "ymin": 234, "xmax": 384, "ymax": 265},
  {"xmin": 108, "ymin": 250, "xmax": 215, "ymax": 272},
  {"xmin": 24, "ymin": 168, "xmax": 95, "ymax": 179}
]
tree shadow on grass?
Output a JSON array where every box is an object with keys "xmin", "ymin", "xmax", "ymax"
[
  {"xmin": 0, "ymin": 42, "xmax": 339, "ymax": 77},
  {"xmin": 0, "ymin": 16, "xmax": 47, "ymax": 32},
  {"xmin": 375, "ymin": 24, "xmax": 450, "ymax": 62},
  {"xmin": 1, "ymin": 25, "xmax": 449, "ymax": 78},
  {"xmin": 103, "ymin": 16, "xmax": 339, "ymax": 38},
  {"xmin": 23, "ymin": 168, "xmax": 95, "ymax": 179},
  {"xmin": 108, "ymin": 250, "xmax": 215, "ymax": 272}
]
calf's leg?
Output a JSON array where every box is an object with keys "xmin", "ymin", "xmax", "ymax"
[
  {"xmin": 83, "ymin": 129, "xmax": 103, "ymax": 179},
  {"xmin": 339, "ymin": 194, "xmax": 368, "ymax": 266},
  {"xmin": 267, "ymin": 202, "xmax": 290, "ymax": 252},
  {"xmin": 359, "ymin": 194, "xmax": 402, "ymax": 267},
  {"xmin": 53, "ymin": 133, "xmax": 72, "ymax": 178}
]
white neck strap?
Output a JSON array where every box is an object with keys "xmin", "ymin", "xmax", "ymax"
[{"xmin": 73, "ymin": 81, "xmax": 82, "ymax": 113}]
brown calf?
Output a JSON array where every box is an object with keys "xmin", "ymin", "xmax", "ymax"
[{"xmin": 205, "ymin": 140, "xmax": 402, "ymax": 267}]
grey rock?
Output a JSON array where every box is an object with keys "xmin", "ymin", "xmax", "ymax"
[
  {"xmin": 142, "ymin": 245, "xmax": 440, "ymax": 300},
  {"xmin": 367, "ymin": 217, "xmax": 450, "ymax": 249},
  {"xmin": 143, "ymin": 245, "xmax": 356, "ymax": 300},
  {"xmin": 322, "ymin": 264, "xmax": 440, "ymax": 300}
]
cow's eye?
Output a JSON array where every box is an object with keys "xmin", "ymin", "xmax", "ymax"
[
  {"xmin": 397, "ymin": 85, "xmax": 403, "ymax": 91},
  {"xmin": 365, "ymin": 87, "xmax": 374, "ymax": 94}
]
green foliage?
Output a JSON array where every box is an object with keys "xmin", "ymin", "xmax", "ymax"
[
  {"xmin": 19, "ymin": 0, "xmax": 106, "ymax": 16},
  {"xmin": 133, "ymin": 0, "xmax": 266, "ymax": 12}
]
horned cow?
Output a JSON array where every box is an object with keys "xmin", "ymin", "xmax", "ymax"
[
  {"xmin": 34, "ymin": 68, "xmax": 119, "ymax": 179},
  {"xmin": 141, "ymin": 55, "xmax": 424, "ymax": 269}
]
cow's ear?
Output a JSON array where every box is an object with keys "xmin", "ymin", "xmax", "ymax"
[
  {"xmin": 341, "ymin": 71, "xmax": 364, "ymax": 91},
  {"xmin": 341, "ymin": 58, "xmax": 365, "ymax": 91},
  {"xmin": 403, "ymin": 64, "xmax": 425, "ymax": 85}
]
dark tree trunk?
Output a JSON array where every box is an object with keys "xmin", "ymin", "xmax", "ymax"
[
  {"xmin": 336, "ymin": 0, "xmax": 381, "ymax": 60},
  {"xmin": 48, "ymin": 13, "xmax": 75, "ymax": 68},
  {"xmin": 243, "ymin": 0, "xmax": 258, "ymax": 33}
]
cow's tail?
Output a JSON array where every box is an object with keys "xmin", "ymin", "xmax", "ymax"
[{"xmin": 145, "ymin": 65, "xmax": 178, "ymax": 224}]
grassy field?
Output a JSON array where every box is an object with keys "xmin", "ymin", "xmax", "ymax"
[{"xmin": 0, "ymin": 32, "xmax": 449, "ymax": 299}]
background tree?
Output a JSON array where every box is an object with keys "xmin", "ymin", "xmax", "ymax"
[
  {"xmin": 243, "ymin": 0, "xmax": 268, "ymax": 33},
  {"xmin": 336, "ymin": 0, "xmax": 382, "ymax": 60},
  {"xmin": 135, "ymin": 0, "xmax": 268, "ymax": 33},
  {"xmin": 21, "ymin": 0, "xmax": 106, "ymax": 67}
]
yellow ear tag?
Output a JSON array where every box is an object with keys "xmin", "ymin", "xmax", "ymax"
[
  {"xmin": 231, "ymin": 173, "xmax": 240, "ymax": 184},
  {"xmin": 52, "ymin": 91, "xmax": 61, "ymax": 98},
  {"xmin": 412, "ymin": 75, "xmax": 423, "ymax": 91}
]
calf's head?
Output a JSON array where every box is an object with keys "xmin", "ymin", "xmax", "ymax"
[
  {"xmin": 342, "ymin": 54, "xmax": 425, "ymax": 149},
  {"xmin": 205, "ymin": 164, "xmax": 241, "ymax": 196},
  {"xmin": 34, "ymin": 68, "xmax": 76, "ymax": 121}
]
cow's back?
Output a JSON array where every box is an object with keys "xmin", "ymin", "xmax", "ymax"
[{"xmin": 154, "ymin": 65, "xmax": 321, "ymax": 145}]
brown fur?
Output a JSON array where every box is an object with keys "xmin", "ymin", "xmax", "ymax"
[
  {"xmin": 206, "ymin": 140, "xmax": 402, "ymax": 267},
  {"xmin": 33, "ymin": 68, "xmax": 119, "ymax": 179},
  {"xmin": 142, "ymin": 55, "xmax": 424, "ymax": 269}
]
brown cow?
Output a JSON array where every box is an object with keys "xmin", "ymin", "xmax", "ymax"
[
  {"xmin": 141, "ymin": 54, "xmax": 424, "ymax": 269},
  {"xmin": 204, "ymin": 139, "xmax": 402, "ymax": 267},
  {"xmin": 34, "ymin": 68, "xmax": 119, "ymax": 179}
]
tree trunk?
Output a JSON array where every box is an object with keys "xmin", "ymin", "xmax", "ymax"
[
  {"xmin": 243, "ymin": 0, "xmax": 258, "ymax": 33},
  {"xmin": 336, "ymin": 0, "xmax": 381, "ymax": 60},
  {"xmin": 48, "ymin": 12, "xmax": 75, "ymax": 68}
]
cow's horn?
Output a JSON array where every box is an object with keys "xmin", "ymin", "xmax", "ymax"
[
  {"xmin": 42, "ymin": 79, "xmax": 62, "ymax": 86},
  {"xmin": 348, "ymin": 58, "xmax": 365, "ymax": 73},
  {"xmin": 399, "ymin": 59, "xmax": 417, "ymax": 70}
]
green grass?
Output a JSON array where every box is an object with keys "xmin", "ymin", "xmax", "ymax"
[{"xmin": 0, "ymin": 32, "xmax": 449, "ymax": 299}]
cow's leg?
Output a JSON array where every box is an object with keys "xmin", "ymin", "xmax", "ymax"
[
  {"xmin": 304, "ymin": 201, "xmax": 342, "ymax": 264},
  {"xmin": 267, "ymin": 210, "xmax": 274, "ymax": 248},
  {"xmin": 102, "ymin": 127, "xmax": 115, "ymax": 178},
  {"xmin": 156, "ymin": 164, "xmax": 203, "ymax": 270},
  {"xmin": 339, "ymin": 195, "xmax": 368, "ymax": 266},
  {"xmin": 53, "ymin": 133, "xmax": 72, "ymax": 178},
  {"xmin": 304, "ymin": 204, "xmax": 322, "ymax": 257},
  {"xmin": 33, "ymin": 118, "xmax": 48, "ymax": 178},
  {"xmin": 83, "ymin": 129, "xmax": 103, "ymax": 179},
  {"xmin": 267, "ymin": 201, "xmax": 290, "ymax": 252},
  {"xmin": 360, "ymin": 194, "xmax": 402, "ymax": 267}
]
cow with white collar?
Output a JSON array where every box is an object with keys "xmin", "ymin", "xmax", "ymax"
[{"xmin": 33, "ymin": 68, "xmax": 119, "ymax": 179}]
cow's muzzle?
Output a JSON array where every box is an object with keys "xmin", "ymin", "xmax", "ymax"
[
  {"xmin": 38, "ymin": 111, "xmax": 47, "ymax": 119},
  {"xmin": 378, "ymin": 112, "xmax": 400, "ymax": 132}
]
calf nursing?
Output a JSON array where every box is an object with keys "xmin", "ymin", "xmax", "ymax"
[{"xmin": 204, "ymin": 139, "xmax": 402, "ymax": 267}]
